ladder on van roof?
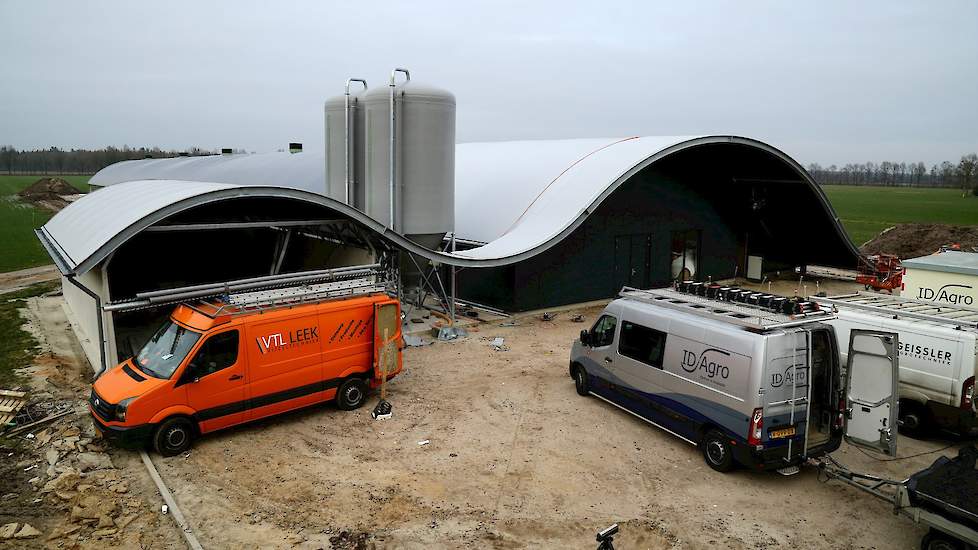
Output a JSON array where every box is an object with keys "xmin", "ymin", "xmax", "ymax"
[
  {"xmin": 619, "ymin": 287, "xmax": 835, "ymax": 332},
  {"xmin": 103, "ymin": 263, "xmax": 392, "ymax": 314},
  {"xmin": 818, "ymin": 292, "xmax": 978, "ymax": 331}
]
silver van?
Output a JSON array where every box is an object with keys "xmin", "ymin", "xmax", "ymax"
[{"xmin": 569, "ymin": 284, "xmax": 900, "ymax": 473}]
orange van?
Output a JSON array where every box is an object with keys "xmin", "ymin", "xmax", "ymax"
[{"xmin": 89, "ymin": 292, "xmax": 402, "ymax": 455}]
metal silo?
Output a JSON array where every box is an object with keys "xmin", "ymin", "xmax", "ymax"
[
  {"xmin": 363, "ymin": 69, "xmax": 455, "ymax": 249},
  {"xmin": 324, "ymin": 78, "xmax": 367, "ymax": 207}
]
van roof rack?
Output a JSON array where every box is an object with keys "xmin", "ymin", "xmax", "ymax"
[
  {"xmin": 191, "ymin": 277, "xmax": 391, "ymax": 318},
  {"xmin": 817, "ymin": 292, "xmax": 978, "ymax": 331},
  {"xmin": 104, "ymin": 263, "xmax": 390, "ymax": 314},
  {"xmin": 619, "ymin": 287, "xmax": 835, "ymax": 332}
]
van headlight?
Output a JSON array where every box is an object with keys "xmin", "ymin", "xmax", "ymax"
[{"xmin": 115, "ymin": 397, "xmax": 136, "ymax": 422}]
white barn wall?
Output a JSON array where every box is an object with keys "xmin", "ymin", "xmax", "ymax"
[{"xmin": 61, "ymin": 268, "xmax": 114, "ymax": 373}]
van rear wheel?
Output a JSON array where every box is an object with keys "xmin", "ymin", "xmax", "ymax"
[
  {"xmin": 921, "ymin": 529, "xmax": 963, "ymax": 550},
  {"xmin": 899, "ymin": 400, "xmax": 929, "ymax": 438},
  {"xmin": 701, "ymin": 429, "xmax": 735, "ymax": 472},
  {"xmin": 153, "ymin": 417, "xmax": 194, "ymax": 457},
  {"xmin": 572, "ymin": 365, "xmax": 589, "ymax": 396},
  {"xmin": 336, "ymin": 378, "xmax": 368, "ymax": 410}
]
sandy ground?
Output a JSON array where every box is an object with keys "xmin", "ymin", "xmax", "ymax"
[
  {"xmin": 152, "ymin": 303, "xmax": 960, "ymax": 549},
  {"xmin": 6, "ymin": 278, "xmax": 971, "ymax": 549}
]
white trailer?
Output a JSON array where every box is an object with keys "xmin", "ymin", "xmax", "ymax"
[
  {"xmin": 902, "ymin": 251, "xmax": 978, "ymax": 306},
  {"xmin": 818, "ymin": 292, "xmax": 978, "ymax": 436}
]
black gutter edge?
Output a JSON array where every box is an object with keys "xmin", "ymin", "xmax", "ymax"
[{"xmin": 34, "ymin": 228, "xmax": 73, "ymax": 275}]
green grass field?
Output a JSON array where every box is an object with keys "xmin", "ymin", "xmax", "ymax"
[
  {"xmin": 0, "ymin": 175, "xmax": 89, "ymax": 273},
  {"xmin": 820, "ymin": 185, "xmax": 978, "ymax": 245},
  {"xmin": 0, "ymin": 281, "xmax": 59, "ymax": 386}
]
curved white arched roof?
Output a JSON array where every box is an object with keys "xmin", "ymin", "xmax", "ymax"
[{"xmin": 48, "ymin": 136, "xmax": 858, "ymax": 274}]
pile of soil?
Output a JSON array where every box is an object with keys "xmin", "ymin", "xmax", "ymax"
[
  {"xmin": 17, "ymin": 177, "xmax": 81, "ymax": 212},
  {"xmin": 860, "ymin": 223, "xmax": 978, "ymax": 259}
]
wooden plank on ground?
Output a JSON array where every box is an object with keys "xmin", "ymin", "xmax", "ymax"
[{"xmin": 0, "ymin": 390, "xmax": 27, "ymax": 429}]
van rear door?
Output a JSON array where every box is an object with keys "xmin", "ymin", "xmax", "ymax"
[
  {"xmin": 844, "ymin": 329, "xmax": 899, "ymax": 455},
  {"xmin": 373, "ymin": 301, "xmax": 400, "ymax": 380}
]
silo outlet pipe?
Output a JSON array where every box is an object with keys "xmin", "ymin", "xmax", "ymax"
[
  {"xmin": 389, "ymin": 68, "xmax": 410, "ymax": 230},
  {"xmin": 344, "ymin": 78, "xmax": 367, "ymax": 206}
]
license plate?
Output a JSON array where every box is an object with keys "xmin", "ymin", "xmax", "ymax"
[{"xmin": 770, "ymin": 426, "xmax": 796, "ymax": 439}]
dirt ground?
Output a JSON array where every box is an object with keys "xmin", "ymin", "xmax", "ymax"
[
  {"xmin": 17, "ymin": 178, "xmax": 83, "ymax": 212},
  {"xmin": 0, "ymin": 265, "xmax": 60, "ymax": 296},
  {"xmin": 4, "ymin": 279, "xmax": 971, "ymax": 549},
  {"xmin": 861, "ymin": 223, "xmax": 978, "ymax": 259}
]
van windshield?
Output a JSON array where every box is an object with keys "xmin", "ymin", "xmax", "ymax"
[{"xmin": 134, "ymin": 320, "xmax": 201, "ymax": 379}]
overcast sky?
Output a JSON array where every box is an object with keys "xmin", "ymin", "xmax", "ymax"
[{"xmin": 2, "ymin": 1, "xmax": 976, "ymax": 166}]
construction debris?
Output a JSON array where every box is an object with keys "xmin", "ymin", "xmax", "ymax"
[
  {"xmin": 402, "ymin": 334, "xmax": 431, "ymax": 347},
  {"xmin": 489, "ymin": 337, "xmax": 509, "ymax": 351},
  {"xmin": 571, "ymin": 314, "xmax": 585, "ymax": 323},
  {"xmin": 541, "ymin": 312, "xmax": 557, "ymax": 321},
  {"xmin": 0, "ymin": 523, "xmax": 18, "ymax": 539},
  {"xmin": 432, "ymin": 326, "xmax": 467, "ymax": 341},
  {"xmin": 14, "ymin": 523, "xmax": 41, "ymax": 539},
  {"xmin": 8, "ymin": 400, "xmax": 73, "ymax": 436}
]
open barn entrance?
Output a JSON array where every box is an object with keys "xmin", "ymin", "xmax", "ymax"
[{"xmin": 103, "ymin": 197, "xmax": 394, "ymax": 363}]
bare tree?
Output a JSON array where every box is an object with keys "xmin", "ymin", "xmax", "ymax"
[{"xmin": 959, "ymin": 153, "xmax": 978, "ymax": 195}]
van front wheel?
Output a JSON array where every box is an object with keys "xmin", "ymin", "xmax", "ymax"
[
  {"xmin": 572, "ymin": 365, "xmax": 589, "ymax": 396},
  {"xmin": 701, "ymin": 429, "xmax": 735, "ymax": 472},
  {"xmin": 336, "ymin": 378, "xmax": 368, "ymax": 410},
  {"xmin": 153, "ymin": 417, "xmax": 194, "ymax": 457}
]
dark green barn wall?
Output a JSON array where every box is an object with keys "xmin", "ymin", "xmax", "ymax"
[
  {"xmin": 508, "ymin": 166, "xmax": 740, "ymax": 311},
  {"xmin": 454, "ymin": 263, "xmax": 517, "ymax": 310},
  {"xmin": 453, "ymin": 143, "xmax": 859, "ymax": 312}
]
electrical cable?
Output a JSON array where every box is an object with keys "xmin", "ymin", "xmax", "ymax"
[{"xmin": 852, "ymin": 441, "xmax": 959, "ymax": 462}]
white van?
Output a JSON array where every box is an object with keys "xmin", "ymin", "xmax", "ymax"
[
  {"xmin": 818, "ymin": 293, "xmax": 978, "ymax": 437},
  {"xmin": 569, "ymin": 284, "xmax": 900, "ymax": 473}
]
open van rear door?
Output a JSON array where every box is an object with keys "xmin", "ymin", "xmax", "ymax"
[
  {"xmin": 844, "ymin": 329, "xmax": 899, "ymax": 455},
  {"xmin": 373, "ymin": 302, "xmax": 399, "ymax": 380}
]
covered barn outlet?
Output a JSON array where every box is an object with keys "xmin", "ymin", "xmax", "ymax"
[{"xmin": 39, "ymin": 135, "xmax": 860, "ymax": 373}]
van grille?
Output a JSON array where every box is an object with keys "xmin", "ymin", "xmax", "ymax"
[{"xmin": 89, "ymin": 389, "xmax": 116, "ymax": 421}]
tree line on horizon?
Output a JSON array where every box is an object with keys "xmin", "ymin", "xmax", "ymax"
[
  {"xmin": 0, "ymin": 145, "xmax": 241, "ymax": 175},
  {"xmin": 808, "ymin": 153, "xmax": 978, "ymax": 194},
  {"xmin": 2, "ymin": 144, "xmax": 976, "ymax": 194}
]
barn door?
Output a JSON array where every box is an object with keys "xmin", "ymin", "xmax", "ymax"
[
  {"xmin": 844, "ymin": 330, "xmax": 899, "ymax": 456},
  {"xmin": 614, "ymin": 234, "xmax": 651, "ymax": 291}
]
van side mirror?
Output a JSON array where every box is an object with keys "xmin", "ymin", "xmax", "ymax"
[{"xmin": 580, "ymin": 330, "xmax": 591, "ymax": 347}]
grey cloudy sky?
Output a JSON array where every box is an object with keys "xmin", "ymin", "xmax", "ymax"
[{"xmin": 2, "ymin": 1, "xmax": 976, "ymax": 166}]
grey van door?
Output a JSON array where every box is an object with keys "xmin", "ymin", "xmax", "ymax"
[{"xmin": 844, "ymin": 329, "xmax": 899, "ymax": 455}]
